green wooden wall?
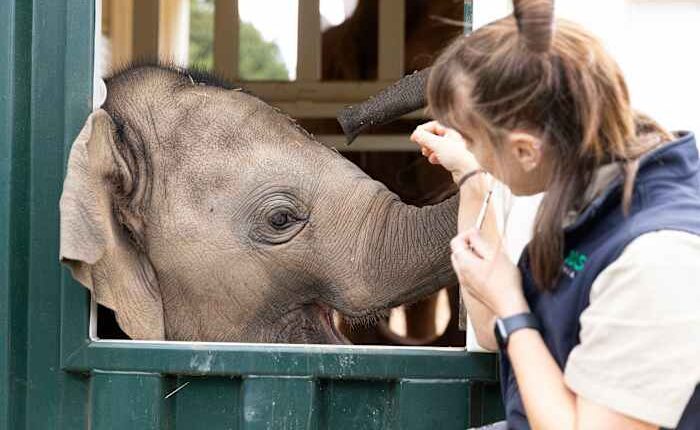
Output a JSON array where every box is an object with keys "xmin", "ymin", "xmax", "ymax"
[{"xmin": 0, "ymin": 1, "xmax": 503, "ymax": 428}]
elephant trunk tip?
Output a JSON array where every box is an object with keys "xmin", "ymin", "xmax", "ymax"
[{"xmin": 336, "ymin": 68, "xmax": 432, "ymax": 146}]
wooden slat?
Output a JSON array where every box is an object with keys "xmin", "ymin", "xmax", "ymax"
[
  {"xmin": 319, "ymin": 135, "xmax": 420, "ymax": 152},
  {"xmin": 378, "ymin": 0, "xmax": 405, "ymax": 80},
  {"xmin": 244, "ymin": 81, "xmax": 404, "ymax": 102},
  {"xmin": 214, "ymin": 0, "xmax": 239, "ymax": 82},
  {"xmin": 297, "ymin": 0, "xmax": 321, "ymax": 81},
  {"xmin": 108, "ymin": 0, "xmax": 134, "ymax": 68},
  {"xmin": 271, "ymin": 102, "xmax": 425, "ymax": 119},
  {"xmin": 132, "ymin": 0, "xmax": 159, "ymax": 62},
  {"xmin": 159, "ymin": 0, "xmax": 190, "ymax": 66}
]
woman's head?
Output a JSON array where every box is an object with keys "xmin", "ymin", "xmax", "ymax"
[{"xmin": 428, "ymin": 0, "xmax": 667, "ymax": 288}]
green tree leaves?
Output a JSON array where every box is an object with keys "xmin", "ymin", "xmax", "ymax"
[{"xmin": 189, "ymin": 0, "xmax": 290, "ymax": 80}]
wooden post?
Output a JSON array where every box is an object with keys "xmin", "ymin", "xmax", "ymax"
[
  {"xmin": 297, "ymin": 0, "xmax": 321, "ymax": 82},
  {"xmin": 214, "ymin": 0, "xmax": 239, "ymax": 82},
  {"xmin": 108, "ymin": 0, "xmax": 134, "ymax": 68},
  {"xmin": 159, "ymin": 0, "xmax": 190, "ymax": 66},
  {"xmin": 132, "ymin": 0, "xmax": 160, "ymax": 62},
  {"xmin": 378, "ymin": 0, "xmax": 405, "ymax": 80}
]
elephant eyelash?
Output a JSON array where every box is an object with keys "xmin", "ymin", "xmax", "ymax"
[{"xmin": 340, "ymin": 309, "xmax": 390, "ymax": 331}]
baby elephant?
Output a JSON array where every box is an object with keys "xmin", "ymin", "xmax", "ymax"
[{"xmin": 60, "ymin": 65, "xmax": 458, "ymax": 344}]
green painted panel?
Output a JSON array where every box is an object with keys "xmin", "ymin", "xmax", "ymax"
[
  {"xmin": 469, "ymin": 381, "xmax": 506, "ymax": 426},
  {"xmin": 319, "ymin": 380, "xmax": 398, "ymax": 429},
  {"xmin": 90, "ymin": 371, "xmax": 171, "ymax": 430},
  {"xmin": 0, "ymin": 0, "xmax": 505, "ymax": 428},
  {"xmin": 241, "ymin": 376, "xmax": 319, "ymax": 430},
  {"xmin": 0, "ymin": 0, "xmax": 32, "ymax": 428},
  {"xmin": 172, "ymin": 376, "xmax": 242, "ymax": 430},
  {"xmin": 397, "ymin": 379, "xmax": 470, "ymax": 429},
  {"xmin": 64, "ymin": 342, "xmax": 499, "ymax": 381},
  {"xmin": 22, "ymin": 0, "xmax": 95, "ymax": 427}
]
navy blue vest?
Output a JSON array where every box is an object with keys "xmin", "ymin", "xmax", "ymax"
[{"xmin": 501, "ymin": 133, "xmax": 700, "ymax": 430}]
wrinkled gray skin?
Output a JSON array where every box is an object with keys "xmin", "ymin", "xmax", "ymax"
[{"xmin": 60, "ymin": 65, "xmax": 457, "ymax": 344}]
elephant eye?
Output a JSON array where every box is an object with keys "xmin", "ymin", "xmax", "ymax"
[
  {"xmin": 251, "ymin": 192, "xmax": 308, "ymax": 245},
  {"xmin": 268, "ymin": 210, "xmax": 296, "ymax": 229}
]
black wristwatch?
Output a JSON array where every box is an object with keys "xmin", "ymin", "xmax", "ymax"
[{"xmin": 494, "ymin": 312, "xmax": 541, "ymax": 350}]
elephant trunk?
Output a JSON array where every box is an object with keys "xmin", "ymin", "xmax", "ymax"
[
  {"xmin": 337, "ymin": 68, "xmax": 430, "ymax": 144},
  {"xmin": 332, "ymin": 66, "xmax": 456, "ymax": 316},
  {"xmin": 338, "ymin": 192, "xmax": 459, "ymax": 315}
]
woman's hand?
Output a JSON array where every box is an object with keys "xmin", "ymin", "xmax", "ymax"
[
  {"xmin": 410, "ymin": 121, "xmax": 480, "ymax": 182},
  {"xmin": 450, "ymin": 228, "xmax": 529, "ymax": 318}
]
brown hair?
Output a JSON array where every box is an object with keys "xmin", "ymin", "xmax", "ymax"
[{"xmin": 428, "ymin": 0, "xmax": 672, "ymax": 290}]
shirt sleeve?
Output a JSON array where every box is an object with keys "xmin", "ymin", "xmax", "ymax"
[{"xmin": 564, "ymin": 230, "xmax": 700, "ymax": 428}]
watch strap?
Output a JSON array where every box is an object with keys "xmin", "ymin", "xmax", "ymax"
[{"xmin": 495, "ymin": 312, "xmax": 540, "ymax": 349}]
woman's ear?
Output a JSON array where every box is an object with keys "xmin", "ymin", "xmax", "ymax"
[
  {"xmin": 60, "ymin": 109, "xmax": 165, "ymax": 340},
  {"xmin": 508, "ymin": 131, "xmax": 544, "ymax": 172}
]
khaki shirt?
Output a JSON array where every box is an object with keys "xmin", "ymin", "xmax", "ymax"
[
  {"xmin": 564, "ymin": 230, "xmax": 700, "ymax": 428},
  {"xmin": 562, "ymin": 159, "xmax": 700, "ymax": 427}
]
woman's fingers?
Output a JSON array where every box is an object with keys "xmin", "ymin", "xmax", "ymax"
[
  {"xmin": 416, "ymin": 120, "xmax": 446, "ymax": 136},
  {"xmin": 450, "ymin": 229, "xmax": 494, "ymax": 260},
  {"xmin": 464, "ymin": 229, "xmax": 494, "ymax": 260},
  {"xmin": 410, "ymin": 127, "xmax": 442, "ymax": 151}
]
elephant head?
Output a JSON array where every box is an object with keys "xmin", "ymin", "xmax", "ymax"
[{"xmin": 60, "ymin": 65, "xmax": 457, "ymax": 344}]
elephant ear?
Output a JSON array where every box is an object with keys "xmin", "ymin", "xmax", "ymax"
[{"xmin": 60, "ymin": 109, "xmax": 165, "ymax": 340}]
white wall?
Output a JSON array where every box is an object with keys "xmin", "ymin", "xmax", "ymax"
[
  {"xmin": 474, "ymin": 0, "xmax": 700, "ymax": 135},
  {"xmin": 472, "ymin": 0, "xmax": 700, "ymax": 261}
]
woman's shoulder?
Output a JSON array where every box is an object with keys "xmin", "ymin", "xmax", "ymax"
[{"xmin": 589, "ymin": 229, "xmax": 700, "ymax": 315}]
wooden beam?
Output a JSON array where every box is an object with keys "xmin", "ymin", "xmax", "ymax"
[
  {"xmin": 214, "ymin": 0, "xmax": 239, "ymax": 82},
  {"xmin": 378, "ymin": 0, "xmax": 405, "ymax": 80},
  {"xmin": 318, "ymin": 135, "xmax": 420, "ymax": 152},
  {"xmin": 269, "ymin": 102, "xmax": 425, "ymax": 120},
  {"xmin": 297, "ymin": 0, "xmax": 321, "ymax": 82},
  {"xmin": 132, "ymin": 0, "xmax": 159, "ymax": 62},
  {"xmin": 244, "ymin": 81, "xmax": 405, "ymax": 103}
]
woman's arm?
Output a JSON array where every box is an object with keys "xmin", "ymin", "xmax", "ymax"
[
  {"xmin": 508, "ymin": 328, "xmax": 658, "ymax": 430},
  {"xmin": 457, "ymin": 175, "xmax": 500, "ymax": 351},
  {"xmin": 411, "ymin": 121, "xmax": 500, "ymax": 350},
  {"xmin": 451, "ymin": 230, "xmax": 665, "ymax": 430}
]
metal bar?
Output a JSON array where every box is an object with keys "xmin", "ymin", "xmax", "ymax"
[
  {"xmin": 378, "ymin": 0, "xmax": 405, "ymax": 80},
  {"xmin": 297, "ymin": 0, "xmax": 321, "ymax": 81},
  {"xmin": 214, "ymin": 0, "xmax": 239, "ymax": 82},
  {"xmin": 62, "ymin": 341, "xmax": 500, "ymax": 381}
]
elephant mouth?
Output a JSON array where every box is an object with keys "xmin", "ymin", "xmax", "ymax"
[{"xmin": 316, "ymin": 304, "xmax": 350, "ymax": 345}]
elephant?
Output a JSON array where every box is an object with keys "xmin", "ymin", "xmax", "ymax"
[{"xmin": 59, "ymin": 64, "xmax": 459, "ymax": 344}]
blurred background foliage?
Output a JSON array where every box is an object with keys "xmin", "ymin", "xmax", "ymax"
[{"xmin": 189, "ymin": 0, "xmax": 290, "ymax": 80}]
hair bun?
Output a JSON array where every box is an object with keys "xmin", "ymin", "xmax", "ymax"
[{"xmin": 513, "ymin": 0, "xmax": 554, "ymax": 53}]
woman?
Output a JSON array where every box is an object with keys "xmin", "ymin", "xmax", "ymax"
[{"xmin": 410, "ymin": 0, "xmax": 700, "ymax": 429}]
